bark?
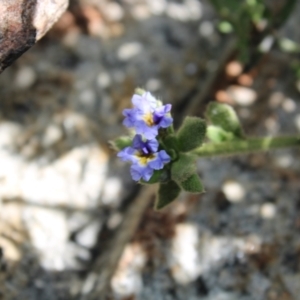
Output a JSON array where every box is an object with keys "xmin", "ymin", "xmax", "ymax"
[{"xmin": 0, "ymin": 0, "xmax": 68, "ymax": 74}]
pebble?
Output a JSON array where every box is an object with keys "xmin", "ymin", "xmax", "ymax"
[
  {"xmin": 101, "ymin": 177, "xmax": 122, "ymax": 206},
  {"xmin": 102, "ymin": 2, "xmax": 124, "ymax": 22},
  {"xmin": 97, "ymin": 72, "xmax": 111, "ymax": 88},
  {"xmin": 260, "ymin": 203, "xmax": 277, "ymax": 219},
  {"xmin": 273, "ymin": 153, "xmax": 293, "ymax": 168},
  {"xmin": 199, "ymin": 21, "xmax": 214, "ymax": 37},
  {"xmin": 111, "ymin": 243, "xmax": 146, "ymax": 298},
  {"xmin": 147, "ymin": 0, "xmax": 166, "ymax": 15},
  {"xmin": 75, "ymin": 220, "xmax": 102, "ymax": 248},
  {"xmin": 14, "ymin": 66, "xmax": 37, "ymax": 89},
  {"xmin": 227, "ymin": 85, "xmax": 257, "ymax": 106},
  {"xmin": 42, "ymin": 124, "xmax": 63, "ymax": 147},
  {"xmin": 117, "ymin": 42, "xmax": 143, "ymax": 61},
  {"xmin": 282, "ymin": 97, "xmax": 296, "ymax": 112},
  {"xmin": 146, "ymin": 78, "xmax": 161, "ymax": 91},
  {"xmin": 259, "ymin": 35, "xmax": 274, "ymax": 53},
  {"xmin": 222, "ymin": 181, "xmax": 245, "ymax": 203},
  {"xmin": 0, "ymin": 121, "xmax": 22, "ymax": 147},
  {"xmin": 226, "ymin": 61, "xmax": 243, "ymax": 77},
  {"xmin": 170, "ymin": 223, "xmax": 200, "ymax": 284}
]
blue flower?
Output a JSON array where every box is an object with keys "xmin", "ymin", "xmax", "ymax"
[
  {"xmin": 123, "ymin": 92, "xmax": 173, "ymax": 139},
  {"xmin": 117, "ymin": 135, "xmax": 171, "ymax": 181}
]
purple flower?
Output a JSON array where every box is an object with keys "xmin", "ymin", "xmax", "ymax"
[
  {"xmin": 117, "ymin": 135, "xmax": 171, "ymax": 181},
  {"xmin": 123, "ymin": 92, "xmax": 173, "ymax": 139}
]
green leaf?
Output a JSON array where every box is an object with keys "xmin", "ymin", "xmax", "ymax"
[
  {"xmin": 155, "ymin": 180, "xmax": 181, "ymax": 210},
  {"xmin": 171, "ymin": 153, "xmax": 196, "ymax": 182},
  {"xmin": 205, "ymin": 102, "xmax": 244, "ymax": 138},
  {"xmin": 167, "ymin": 149, "xmax": 177, "ymax": 160},
  {"xmin": 177, "ymin": 117, "xmax": 206, "ymax": 152},
  {"xmin": 279, "ymin": 38, "xmax": 300, "ymax": 54},
  {"xmin": 206, "ymin": 125, "xmax": 236, "ymax": 143},
  {"xmin": 179, "ymin": 174, "xmax": 205, "ymax": 194},
  {"xmin": 110, "ymin": 136, "xmax": 132, "ymax": 151},
  {"xmin": 162, "ymin": 134, "xmax": 179, "ymax": 152},
  {"xmin": 218, "ymin": 21, "xmax": 233, "ymax": 34}
]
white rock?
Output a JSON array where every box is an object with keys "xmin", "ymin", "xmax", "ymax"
[
  {"xmin": 0, "ymin": 121, "xmax": 22, "ymax": 147},
  {"xmin": 227, "ymin": 85, "xmax": 257, "ymax": 106},
  {"xmin": 79, "ymin": 89, "xmax": 97, "ymax": 108},
  {"xmin": 185, "ymin": 0, "xmax": 202, "ymax": 20},
  {"xmin": 101, "ymin": 2, "xmax": 124, "ymax": 22},
  {"xmin": 264, "ymin": 116, "xmax": 280, "ymax": 133},
  {"xmin": 282, "ymin": 97, "xmax": 296, "ymax": 112},
  {"xmin": 132, "ymin": 4, "xmax": 151, "ymax": 20},
  {"xmin": 14, "ymin": 66, "xmax": 37, "ymax": 89},
  {"xmin": 259, "ymin": 35, "xmax": 274, "ymax": 52},
  {"xmin": 23, "ymin": 207, "xmax": 69, "ymax": 270},
  {"xmin": 269, "ymin": 91, "xmax": 284, "ymax": 108},
  {"xmin": 75, "ymin": 220, "xmax": 102, "ymax": 248},
  {"xmin": 199, "ymin": 21, "xmax": 214, "ymax": 37},
  {"xmin": 97, "ymin": 72, "xmax": 111, "ymax": 88},
  {"xmin": 260, "ymin": 203, "xmax": 277, "ymax": 219},
  {"xmin": 147, "ymin": 0, "xmax": 166, "ymax": 15},
  {"xmin": 42, "ymin": 124, "xmax": 63, "ymax": 147},
  {"xmin": 222, "ymin": 180, "xmax": 245, "ymax": 203},
  {"xmin": 146, "ymin": 78, "xmax": 161, "ymax": 91},
  {"xmin": 101, "ymin": 177, "xmax": 122, "ymax": 206},
  {"xmin": 111, "ymin": 243, "xmax": 146, "ymax": 298},
  {"xmin": 166, "ymin": 0, "xmax": 202, "ymax": 21},
  {"xmin": 117, "ymin": 42, "xmax": 143, "ymax": 61},
  {"xmin": 274, "ymin": 153, "xmax": 293, "ymax": 168},
  {"xmin": 169, "ymin": 223, "xmax": 200, "ymax": 284},
  {"xmin": 33, "ymin": 0, "xmax": 69, "ymax": 40}
]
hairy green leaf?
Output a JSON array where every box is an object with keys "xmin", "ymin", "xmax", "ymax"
[
  {"xmin": 179, "ymin": 174, "xmax": 204, "ymax": 194},
  {"xmin": 155, "ymin": 180, "xmax": 181, "ymax": 210},
  {"xmin": 177, "ymin": 117, "xmax": 206, "ymax": 152},
  {"xmin": 206, "ymin": 125, "xmax": 236, "ymax": 143},
  {"xmin": 171, "ymin": 153, "xmax": 197, "ymax": 182},
  {"xmin": 206, "ymin": 102, "xmax": 244, "ymax": 138},
  {"xmin": 110, "ymin": 136, "xmax": 132, "ymax": 151}
]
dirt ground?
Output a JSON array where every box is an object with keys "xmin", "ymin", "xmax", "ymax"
[{"xmin": 0, "ymin": 1, "xmax": 300, "ymax": 299}]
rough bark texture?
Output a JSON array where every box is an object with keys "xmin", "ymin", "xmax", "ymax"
[{"xmin": 0, "ymin": 0, "xmax": 68, "ymax": 74}]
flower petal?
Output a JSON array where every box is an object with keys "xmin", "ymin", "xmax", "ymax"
[
  {"xmin": 147, "ymin": 138, "xmax": 159, "ymax": 152},
  {"xmin": 132, "ymin": 134, "xmax": 144, "ymax": 149},
  {"xmin": 148, "ymin": 155, "xmax": 163, "ymax": 170},
  {"xmin": 123, "ymin": 108, "xmax": 138, "ymax": 128},
  {"xmin": 143, "ymin": 92, "xmax": 158, "ymax": 109},
  {"xmin": 117, "ymin": 147, "xmax": 136, "ymax": 162},
  {"xmin": 159, "ymin": 150, "xmax": 171, "ymax": 164},
  {"xmin": 135, "ymin": 121, "xmax": 159, "ymax": 140},
  {"xmin": 148, "ymin": 150, "xmax": 170, "ymax": 170},
  {"xmin": 159, "ymin": 115, "xmax": 173, "ymax": 128},
  {"xmin": 130, "ymin": 164, "xmax": 154, "ymax": 181}
]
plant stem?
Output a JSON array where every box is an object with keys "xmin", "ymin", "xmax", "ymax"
[{"xmin": 192, "ymin": 135, "xmax": 300, "ymax": 158}]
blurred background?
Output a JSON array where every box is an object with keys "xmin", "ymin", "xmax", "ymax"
[{"xmin": 1, "ymin": 0, "xmax": 300, "ymax": 299}]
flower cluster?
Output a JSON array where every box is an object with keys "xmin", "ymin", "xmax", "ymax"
[
  {"xmin": 114, "ymin": 88, "xmax": 207, "ymax": 209},
  {"xmin": 118, "ymin": 91, "xmax": 173, "ymax": 181},
  {"xmin": 123, "ymin": 91, "xmax": 173, "ymax": 139}
]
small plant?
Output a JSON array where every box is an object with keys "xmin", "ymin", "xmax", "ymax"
[{"xmin": 112, "ymin": 89, "xmax": 300, "ymax": 210}]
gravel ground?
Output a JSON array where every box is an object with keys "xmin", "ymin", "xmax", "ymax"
[{"xmin": 0, "ymin": 0, "xmax": 300, "ymax": 299}]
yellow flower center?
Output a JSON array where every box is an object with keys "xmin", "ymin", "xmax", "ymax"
[
  {"xmin": 136, "ymin": 152, "xmax": 155, "ymax": 165},
  {"xmin": 143, "ymin": 112, "xmax": 155, "ymax": 126}
]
